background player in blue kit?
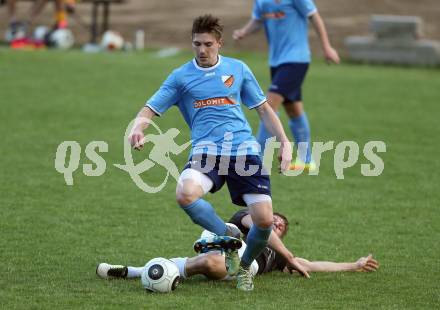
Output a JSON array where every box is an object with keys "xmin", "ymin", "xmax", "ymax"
[
  {"xmin": 233, "ymin": 0, "xmax": 340, "ymax": 170},
  {"xmin": 128, "ymin": 15, "xmax": 309, "ymax": 291}
]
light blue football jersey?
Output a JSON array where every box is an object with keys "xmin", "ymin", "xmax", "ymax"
[
  {"xmin": 146, "ymin": 55, "xmax": 266, "ymax": 156},
  {"xmin": 252, "ymin": 0, "xmax": 317, "ymax": 66}
]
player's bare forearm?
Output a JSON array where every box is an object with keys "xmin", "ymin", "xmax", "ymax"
[
  {"xmin": 268, "ymin": 233, "xmax": 311, "ymax": 277},
  {"xmin": 310, "ymin": 13, "xmax": 340, "ymax": 64},
  {"xmin": 256, "ymin": 102, "xmax": 292, "ymax": 171},
  {"xmin": 268, "ymin": 230, "xmax": 295, "ymax": 261},
  {"xmin": 129, "ymin": 106, "xmax": 156, "ymax": 150},
  {"xmin": 256, "ymin": 102, "xmax": 289, "ymax": 143},
  {"xmin": 295, "ymin": 258, "xmax": 358, "ymax": 272},
  {"xmin": 233, "ymin": 19, "xmax": 262, "ymax": 40},
  {"xmin": 310, "ymin": 13, "xmax": 330, "ymax": 50},
  {"xmin": 242, "ymin": 19, "xmax": 262, "ymax": 36},
  {"xmin": 289, "ymin": 255, "xmax": 379, "ymax": 273},
  {"xmin": 133, "ymin": 106, "xmax": 156, "ymax": 131}
]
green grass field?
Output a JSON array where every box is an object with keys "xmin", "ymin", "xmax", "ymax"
[{"xmin": 1, "ymin": 48, "xmax": 439, "ymax": 309}]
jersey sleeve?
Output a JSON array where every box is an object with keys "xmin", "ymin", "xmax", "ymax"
[
  {"xmin": 240, "ymin": 62, "xmax": 266, "ymax": 109},
  {"xmin": 292, "ymin": 0, "xmax": 317, "ymax": 18},
  {"xmin": 145, "ymin": 70, "xmax": 180, "ymax": 116},
  {"xmin": 252, "ymin": 0, "xmax": 262, "ymax": 20}
]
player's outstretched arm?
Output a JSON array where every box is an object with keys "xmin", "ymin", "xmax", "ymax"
[
  {"xmin": 309, "ymin": 12, "xmax": 340, "ymax": 64},
  {"xmin": 256, "ymin": 102, "xmax": 292, "ymax": 172},
  {"xmin": 128, "ymin": 106, "xmax": 157, "ymax": 150},
  {"xmin": 233, "ymin": 18, "xmax": 262, "ymax": 41},
  {"xmin": 286, "ymin": 254, "xmax": 379, "ymax": 273}
]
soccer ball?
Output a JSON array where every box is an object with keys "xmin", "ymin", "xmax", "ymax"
[
  {"xmin": 48, "ymin": 29, "xmax": 75, "ymax": 49},
  {"xmin": 141, "ymin": 258, "xmax": 180, "ymax": 293},
  {"xmin": 100, "ymin": 30, "xmax": 124, "ymax": 51},
  {"xmin": 33, "ymin": 26, "xmax": 50, "ymax": 41}
]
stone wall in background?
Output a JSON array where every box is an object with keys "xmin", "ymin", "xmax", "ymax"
[{"xmin": 345, "ymin": 15, "xmax": 440, "ymax": 66}]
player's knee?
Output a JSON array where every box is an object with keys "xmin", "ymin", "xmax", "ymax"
[
  {"xmin": 285, "ymin": 101, "xmax": 304, "ymax": 118},
  {"xmin": 176, "ymin": 190, "xmax": 197, "ymax": 207},
  {"xmin": 256, "ymin": 217, "xmax": 273, "ymax": 229},
  {"xmin": 253, "ymin": 208, "xmax": 274, "ymax": 228},
  {"xmin": 246, "ymin": 196, "xmax": 273, "ymax": 228},
  {"xmin": 267, "ymin": 92, "xmax": 284, "ymax": 110},
  {"xmin": 203, "ymin": 255, "xmax": 224, "ymax": 274},
  {"xmin": 176, "ymin": 181, "xmax": 201, "ymax": 206},
  {"xmin": 251, "ymin": 211, "xmax": 273, "ymax": 228}
]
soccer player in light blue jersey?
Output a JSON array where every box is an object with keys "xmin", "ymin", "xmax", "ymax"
[
  {"xmin": 233, "ymin": 0, "xmax": 340, "ymax": 171},
  {"xmin": 128, "ymin": 15, "xmax": 309, "ymax": 291}
]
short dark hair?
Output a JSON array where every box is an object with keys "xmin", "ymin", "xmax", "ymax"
[
  {"xmin": 192, "ymin": 14, "xmax": 223, "ymax": 40},
  {"xmin": 274, "ymin": 212, "xmax": 289, "ymax": 237}
]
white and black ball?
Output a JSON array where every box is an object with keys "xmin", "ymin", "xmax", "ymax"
[{"xmin": 141, "ymin": 258, "xmax": 180, "ymax": 293}]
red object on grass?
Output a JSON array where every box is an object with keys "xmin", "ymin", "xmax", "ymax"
[{"xmin": 10, "ymin": 38, "xmax": 46, "ymax": 50}]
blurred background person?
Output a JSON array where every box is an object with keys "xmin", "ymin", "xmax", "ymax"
[
  {"xmin": 5, "ymin": 0, "xmax": 68, "ymax": 42},
  {"xmin": 233, "ymin": 0, "xmax": 340, "ymax": 171}
]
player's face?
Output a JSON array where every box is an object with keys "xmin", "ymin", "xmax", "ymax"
[
  {"xmin": 192, "ymin": 32, "xmax": 222, "ymax": 68},
  {"xmin": 273, "ymin": 215, "xmax": 287, "ymax": 238}
]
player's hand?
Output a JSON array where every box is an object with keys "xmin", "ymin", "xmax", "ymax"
[
  {"xmin": 128, "ymin": 130, "xmax": 145, "ymax": 150},
  {"xmin": 232, "ymin": 29, "xmax": 246, "ymax": 41},
  {"xmin": 356, "ymin": 254, "xmax": 379, "ymax": 272},
  {"xmin": 278, "ymin": 141, "xmax": 293, "ymax": 173},
  {"xmin": 324, "ymin": 46, "xmax": 340, "ymax": 64},
  {"xmin": 286, "ymin": 257, "xmax": 310, "ymax": 278}
]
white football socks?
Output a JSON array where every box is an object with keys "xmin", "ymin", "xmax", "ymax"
[
  {"xmin": 169, "ymin": 257, "xmax": 188, "ymax": 279},
  {"xmin": 127, "ymin": 266, "xmax": 144, "ymax": 278},
  {"xmin": 126, "ymin": 257, "xmax": 188, "ymax": 279}
]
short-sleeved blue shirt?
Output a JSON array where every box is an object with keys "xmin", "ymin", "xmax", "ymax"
[
  {"xmin": 252, "ymin": 0, "xmax": 317, "ymax": 66},
  {"xmin": 146, "ymin": 55, "xmax": 266, "ymax": 156}
]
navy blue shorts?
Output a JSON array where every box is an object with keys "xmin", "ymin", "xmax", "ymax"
[
  {"xmin": 269, "ymin": 63, "xmax": 309, "ymax": 103},
  {"xmin": 183, "ymin": 154, "xmax": 271, "ymax": 206}
]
